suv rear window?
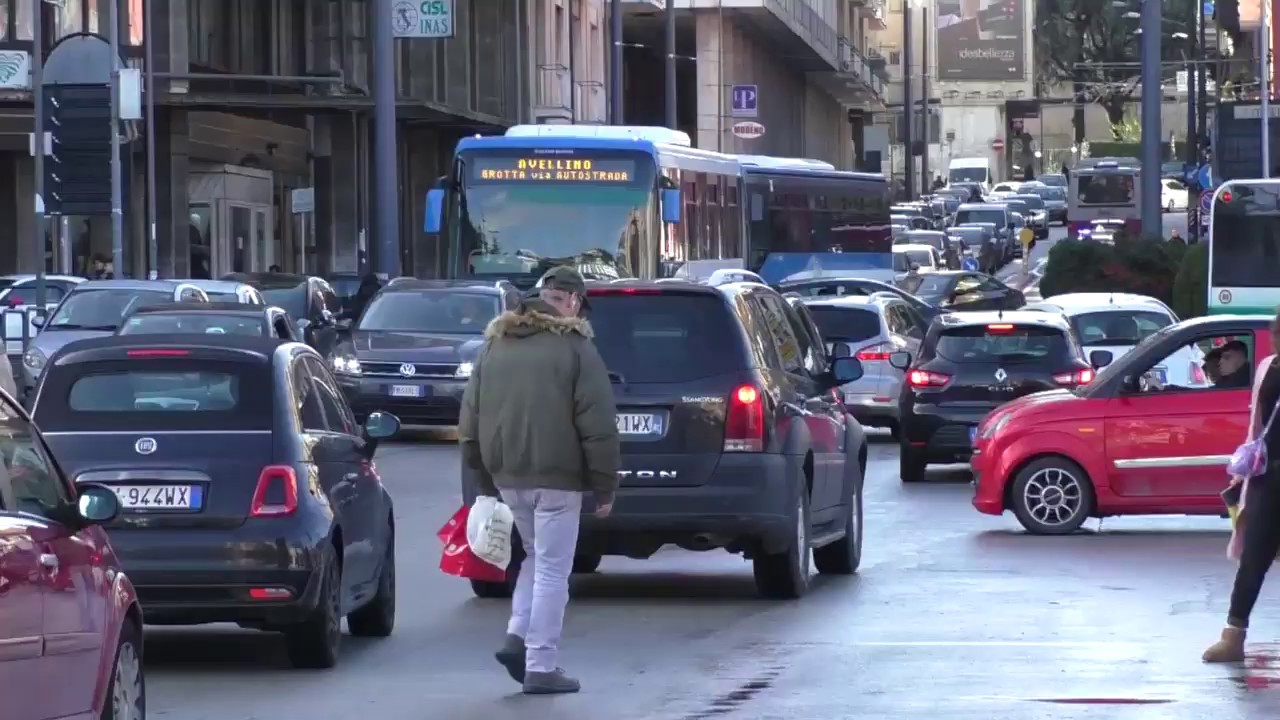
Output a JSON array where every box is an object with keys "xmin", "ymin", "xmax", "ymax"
[
  {"xmin": 589, "ymin": 294, "xmax": 747, "ymax": 383},
  {"xmin": 954, "ymin": 209, "xmax": 1006, "ymax": 226},
  {"xmin": 37, "ymin": 360, "xmax": 273, "ymax": 431},
  {"xmin": 807, "ymin": 306, "xmax": 881, "ymax": 343},
  {"xmin": 934, "ymin": 325, "xmax": 1074, "ymax": 363}
]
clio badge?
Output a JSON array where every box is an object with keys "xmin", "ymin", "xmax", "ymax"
[{"xmin": 994, "ymin": 368, "xmax": 1008, "ymax": 383}]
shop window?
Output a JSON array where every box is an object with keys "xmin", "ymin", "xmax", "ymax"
[{"xmin": 56, "ymin": 0, "xmax": 82, "ymax": 39}]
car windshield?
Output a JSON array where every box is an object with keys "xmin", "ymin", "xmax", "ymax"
[
  {"xmin": 1069, "ymin": 310, "xmax": 1173, "ymax": 346},
  {"xmin": 1037, "ymin": 175, "xmax": 1067, "ymax": 187},
  {"xmin": 904, "ymin": 234, "xmax": 945, "ymax": 250},
  {"xmin": 588, "ymin": 294, "xmax": 746, "ymax": 383},
  {"xmin": 47, "ymin": 289, "xmax": 171, "ymax": 330},
  {"xmin": 806, "ymin": 306, "xmax": 882, "ymax": 343},
  {"xmin": 935, "ymin": 325, "xmax": 1073, "ymax": 363},
  {"xmin": 949, "ymin": 167, "xmax": 987, "ymax": 183},
  {"xmin": 954, "ymin": 209, "xmax": 1006, "ymax": 226},
  {"xmin": 1011, "ymin": 195, "xmax": 1045, "ymax": 210},
  {"xmin": 358, "ymin": 291, "xmax": 499, "ymax": 334},
  {"xmin": 1036, "ymin": 187, "xmax": 1067, "ymax": 201},
  {"xmin": 120, "ymin": 313, "xmax": 267, "ymax": 337}
]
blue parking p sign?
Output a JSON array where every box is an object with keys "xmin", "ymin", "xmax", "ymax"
[{"xmin": 731, "ymin": 85, "xmax": 758, "ymax": 118}]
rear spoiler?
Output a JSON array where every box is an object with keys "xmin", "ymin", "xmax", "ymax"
[{"xmin": 52, "ymin": 342, "xmax": 276, "ymax": 368}]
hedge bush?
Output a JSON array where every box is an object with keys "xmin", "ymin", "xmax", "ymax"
[
  {"xmin": 1171, "ymin": 241, "xmax": 1208, "ymax": 319},
  {"xmin": 1039, "ymin": 238, "xmax": 1184, "ymax": 305}
]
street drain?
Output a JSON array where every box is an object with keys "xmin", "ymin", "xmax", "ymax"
[
  {"xmin": 1030, "ymin": 698, "xmax": 1175, "ymax": 705},
  {"xmin": 680, "ymin": 669, "xmax": 781, "ymax": 719}
]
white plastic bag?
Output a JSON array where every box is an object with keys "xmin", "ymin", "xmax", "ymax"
[{"xmin": 466, "ymin": 496, "xmax": 514, "ymax": 569}]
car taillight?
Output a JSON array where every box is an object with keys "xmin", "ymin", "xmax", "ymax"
[
  {"xmin": 724, "ymin": 384, "xmax": 764, "ymax": 452},
  {"xmin": 250, "ymin": 465, "xmax": 299, "ymax": 517},
  {"xmin": 1053, "ymin": 368, "xmax": 1094, "ymax": 385},
  {"xmin": 855, "ymin": 342, "xmax": 891, "ymax": 361},
  {"xmin": 907, "ymin": 369, "xmax": 951, "ymax": 388}
]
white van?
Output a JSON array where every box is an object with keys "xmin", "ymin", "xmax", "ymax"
[{"xmin": 948, "ymin": 157, "xmax": 994, "ymax": 195}]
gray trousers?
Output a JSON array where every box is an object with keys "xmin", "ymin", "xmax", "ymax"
[{"xmin": 499, "ymin": 488, "xmax": 583, "ymax": 673}]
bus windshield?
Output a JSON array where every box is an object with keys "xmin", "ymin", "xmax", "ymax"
[
  {"xmin": 949, "ymin": 167, "xmax": 988, "ymax": 183},
  {"xmin": 1211, "ymin": 183, "xmax": 1280, "ymax": 289},
  {"xmin": 451, "ymin": 150, "xmax": 656, "ymax": 281},
  {"xmin": 1075, "ymin": 173, "xmax": 1136, "ymax": 206}
]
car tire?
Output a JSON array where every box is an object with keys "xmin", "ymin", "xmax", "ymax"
[
  {"xmin": 1009, "ymin": 456, "xmax": 1096, "ymax": 535},
  {"xmin": 1166, "ymin": 199, "xmax": 1175, "ymax": 212},
  {"xmin": 814, "ymin": 475, "xmax": 863, "ymax": 575},
  {"xmin": 286, "ymin": 548, "xmax": 342, "ymax": 669},
  {"xmin": 900, "ymin": 446, "xmax": 927, "ymax": 483},
  {"xmin": 470, "ymin": 529, "xmax": 526, "ymax": 598},
  {"xmin": 752, "ymin": 491, "xmax": 811, "ymax": 599},
  {"xmin": 572, "ymin": 553, "xmax": 602, "ymax": 574},
  {"xmin": 102, "ymin": 618, "xmax": 145, "ymax": 720},
  {"xmin": 347, "ymin": 522, "xmax": 395, "ymax": 637}
]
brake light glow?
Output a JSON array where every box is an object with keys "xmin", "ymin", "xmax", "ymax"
[
  {"xmin": 725, "ymin": 384, "xmax": 764, "ymax": 452},
  {"xmin": 1053, "ymin": 368, "xmax": 1095, "ymax": 385},
  {"xmin": 855, "ymin": 342, "xmax": 891, "ymax": 361},
  {"xmin": 907, "ymin": 369, "xmax": 951, "ymax": 388},
  {"xmin": 987, "ymin": 324, "xmax": 1015, "ymax": 332},
  {"xmin": 126, "ymin": 349, "xmax": 191, "ymax": 357},
  {"xmin": 1190, "ymin": 361, "xmax": 1207, "ymax": 385},
  {"xmin": 587, "ymin": 288, "xmax": 662, "ymax": 296},
  {"xmin": 248, "ymin": 587, "xmax": 293, "ymax": 600},
  {"xmin": 250, "ymin": 465, "xmax": 299, "ymax": 517},
  {"xmin": 1221, "ymin": 190, "xmax": 1233, "ymax": 203}
]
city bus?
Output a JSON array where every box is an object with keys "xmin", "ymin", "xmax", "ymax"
[
  {"xmin": 1067, "ymin": 160, "xmax": 1142, "ymax": 240},
  {"xmin": 1207, "ymin": 179, "xmax": 1280, "ymax": 315},
  {"xmin": 423, "ymin": 125, "xmax": 891, "ymax": 286}
]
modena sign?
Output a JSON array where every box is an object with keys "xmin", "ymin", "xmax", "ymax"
[
  {"xmin": 732, "ymin": 121, "xmax": 766, "ymax": 140},
  {"xmin": 391, "ymin": 0, "xmax": 455, "ymax": 39}
]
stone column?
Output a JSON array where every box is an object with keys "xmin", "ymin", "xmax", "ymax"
[
  {"xmin": 695, "ymin": 12, "xmax": 723, "ymax": 151},
  {"xmin": 155, "ymin": 109, "xmax": 190, "ymax": 278}
]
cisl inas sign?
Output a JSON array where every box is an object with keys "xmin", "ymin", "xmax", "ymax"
[{"xmin": 392, "ymin": 0, "xmax": 455, "ymax": 39}]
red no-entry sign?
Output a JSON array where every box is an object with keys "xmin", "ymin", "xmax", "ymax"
[{"xmin": 991, "ymin": 138, "xmax": 1006, "ymax": 151}]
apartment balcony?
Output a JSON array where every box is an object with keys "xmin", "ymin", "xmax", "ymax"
[
  {"xmin": 532, "ymin": 64, "xmax": 573, "ymax": 124},
  {"xmin": 865, "ymin": 0, "xmax": 888, "ymax": 30},
  {"xmin": 620, "ymin": 0, "xmax": 839, "ymax": 71},
  {"xmin": 575, "ymin": 80, "xmax": 608, "ymax": 125},
  {"xmin": 864, "ymin": 49, "xmax": 890, "ymax": 82},
  {"xmin": 809, "ymin": 36, "xmax": 886, "ymax": 110}
]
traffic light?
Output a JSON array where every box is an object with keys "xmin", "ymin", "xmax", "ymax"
[{"xmin": 42, "ymin": 84, "xmax": 112, "ymax": 216}]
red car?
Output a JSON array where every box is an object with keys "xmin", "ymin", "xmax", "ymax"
[
  {"xmin": 0, "ymin": 398, "xmax": 143, "ymax": 720},
  {"xmin": 971, "ymin": 315, "xmax": 1273, "ymax": 535}
]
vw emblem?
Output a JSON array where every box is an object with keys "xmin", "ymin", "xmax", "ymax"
[
  {"xmin": 134, "ymin": 437, "xmax": 157, "ymax": 455},
  {"xmin": 994, "ymin": 368, "xmax": 1008, "ymax": 383},
  {"xmin": 399, "ymin": 363, "xmax": 416, "ymax": 377}
]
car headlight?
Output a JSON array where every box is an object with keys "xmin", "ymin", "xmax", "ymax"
[
  {"xmin": 979, "ymin": 413, "xmax": 1011, "ymax": 440},
  {"xmin": 23, "ymin": 347, "xmax": 46, "ymax": 373},
  {"xmin": 454, "ymin": 361, "xmax": 474, "ymax": 379},
  {"xmin": 332, "ymin": 355, "xmax": 362, "ymax": 376}
]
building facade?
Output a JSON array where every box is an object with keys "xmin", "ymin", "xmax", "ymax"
[
  {"xmin": 618, "ymin": 0, "xmax": 888, "ymax": 169},
  {"xmin": 0, "ymin": 0, "xmax": 561, "ymax": 280}
]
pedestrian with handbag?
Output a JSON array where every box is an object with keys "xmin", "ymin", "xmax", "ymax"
[{"xmin": 1204, "ymin": 314, "xmax": 1280, "ymax": 662}]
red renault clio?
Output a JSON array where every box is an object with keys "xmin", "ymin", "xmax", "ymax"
[
  {"xmin": 0, "ymin": 396, "xmax": 143, "ymax": 720},
  {"xmin": 971, "ymin": 315, "xmax": 1273, "ymax": 535}
]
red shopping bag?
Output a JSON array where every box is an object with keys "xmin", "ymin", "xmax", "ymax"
[{"xmin": 438, "ymin": 505, "xmax": 507, "ymax": 582}]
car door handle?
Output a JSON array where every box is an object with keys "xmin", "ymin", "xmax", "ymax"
[{"xmin": 38, "ymin": 553, "xmax": 58, "ymax": 570}]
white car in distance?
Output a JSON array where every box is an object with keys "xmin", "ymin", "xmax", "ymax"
[{"xmin": 1026, "ymin": 292, "xmax": 1207, "ymax": 387}]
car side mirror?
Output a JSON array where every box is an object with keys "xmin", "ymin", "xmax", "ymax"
[
  {"xmin": 30, "ymin": 314, "xmax": 44, "ymax": 328},
  {"xmin": 1089, "ymin": 350, "xmax": 1114, "ymax": 368},
  {"xmin": 661, "ymin": 188, "xmax": 682, "ymax": 223},
  {"xmin": 831, "ymin": 357, "xmax": 864, "ymax": 384},
  {"xmin": 77, "ymin": 484, "xmax": 120, "ymax": 525},
  {"xmin": 360, "ymin": 411, "xmax": 401, "ymax": 458},
  {"xmin": 295, "ymin": 318, "xmax": 312, "ymax": 333},
  {"xmin": 888, "ymin": 351, "xmax": 912, "ymax": 370},
  {"xmin": 424, "ymin": 188, "xmax": 445, "ymax": 233},
  {"xmin": 831, "ymin": 342, "xmax": 852, "ymax": 359}
]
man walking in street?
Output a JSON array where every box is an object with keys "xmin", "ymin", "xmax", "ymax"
[{"xmin": 458, "ymin": 266, "xmax": 620, "ymax": 695}]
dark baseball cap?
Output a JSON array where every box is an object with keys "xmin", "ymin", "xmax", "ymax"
[{"xmin": 538, "ymin": 266, "xmax": 590, "ymax": 308}]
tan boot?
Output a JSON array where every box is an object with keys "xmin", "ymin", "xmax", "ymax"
[{"xmin": 1202, "ymin": 627, "xmax": 1247, "ymax": 663}]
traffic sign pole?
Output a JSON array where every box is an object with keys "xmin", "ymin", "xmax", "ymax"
[
  {"xmin": 32, "ymin": 0, "xmax": 44, "ymax": 306},
  {"xmin": 109, "ymin": 0, "xmax": 124, "ymax": 276}
]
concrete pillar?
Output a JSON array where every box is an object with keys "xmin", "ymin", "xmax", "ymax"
[
  {"xmin": 313, "ymin": 115, "xmax": 361, "ymax": 274},
  {"xmin": 695, "ymin": 12, "xmax": 723, "ymax": 151},
  {"xmin": 154, "ymin": 109, "xmax": 190, "ymax": 278}
]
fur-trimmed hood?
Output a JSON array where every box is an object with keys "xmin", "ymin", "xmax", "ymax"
[{"xmin": 484, "ymin": 299, "xmax": 594, "ymax": 340}]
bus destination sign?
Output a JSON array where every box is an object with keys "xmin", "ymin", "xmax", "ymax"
[{"xmin": 471, "ymin": 157, "xmax": 636, "ymax": 183}]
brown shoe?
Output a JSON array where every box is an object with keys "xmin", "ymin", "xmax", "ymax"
[{"xmin": 1202, "ymin": 627, "xmax": 1246, "ymax": 663}]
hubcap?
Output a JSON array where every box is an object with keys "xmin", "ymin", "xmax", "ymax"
[
  {"xmin": 1022, "ymin": 467, "xmax": 1084, "ymax": 527},
  {"xmin": 111, "ymin": 640, "xmax": 143, "ymax": 720}
]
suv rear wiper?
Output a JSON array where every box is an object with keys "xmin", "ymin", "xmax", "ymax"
[{"xmin": 608, "ymin": 371, "xmax": 625, "ymax": 384}]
